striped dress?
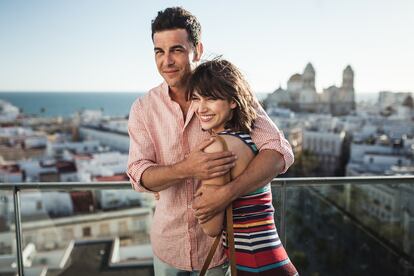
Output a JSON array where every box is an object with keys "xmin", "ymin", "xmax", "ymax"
[{"xmin": 219, "ymin": 131, "xmax": 299, "ymax": 276}]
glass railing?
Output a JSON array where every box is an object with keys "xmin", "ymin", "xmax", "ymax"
[
  {"xmin": 1, "ymin": 176, "xmax": 413, "ymax": 275},
  {"xmin": 272, "ymin": 176, "xmax": 414, "ymax": 276}
]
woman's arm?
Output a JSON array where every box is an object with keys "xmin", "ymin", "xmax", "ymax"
[{"xmin": 195, "ymin": 137, "xmax": 229, "ymax": 237}]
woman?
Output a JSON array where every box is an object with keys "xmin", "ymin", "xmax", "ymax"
[{"xmin": 188, "ymin": 58, "xmax": 298, "ymax": 276}]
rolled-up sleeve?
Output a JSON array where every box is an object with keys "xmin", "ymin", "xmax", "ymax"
[
  {"xmin": 251, "ymin": 104, "xmax": 294, "ymax": 174},
  {"xmin": 126, "ymin": 99, "xmax": 158, "ymax": 192}
]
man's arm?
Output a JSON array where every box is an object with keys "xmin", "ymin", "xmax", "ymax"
[
  {"xmin": 194, "ymin": 149, "xmax": 282, "ymax": 223},
  {"xmin": 140, "ymin": 138, "xmax": 236, "ymax": 192},
  {"xmin": 127, "ymin": 99, "xmax": 236, "ymax": 193}
]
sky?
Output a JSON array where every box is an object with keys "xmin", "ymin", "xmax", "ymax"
[{"xmin": 0, "ymin": 0, "xmax": 413, "ymax": 94}]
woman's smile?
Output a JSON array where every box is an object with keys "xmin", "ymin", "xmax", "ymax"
[{"xmin": 192, "ymin": 92, "xmax": 236, "ymax": 132}]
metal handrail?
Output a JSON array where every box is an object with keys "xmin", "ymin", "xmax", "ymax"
[
  {"xmin": 1, "ymin": 175, "xmax": 413, "ymax": 190},
  {"xmin": 1, "ymin": 175, "xmax": 413, "ymax": 275}
]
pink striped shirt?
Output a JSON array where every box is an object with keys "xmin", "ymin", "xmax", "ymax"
[{"xmin": 127, "ymin": 82, "xmax": 294, "ymax": 271}]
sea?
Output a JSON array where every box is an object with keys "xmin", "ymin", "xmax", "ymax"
[{"xmin": 0, "ymin": 91, "xmax": 378, "ymax": 118}]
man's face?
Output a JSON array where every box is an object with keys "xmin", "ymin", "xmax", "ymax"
[{"xmin": 153, "ymin": 29, "xmax": 201, "ymax": 91}]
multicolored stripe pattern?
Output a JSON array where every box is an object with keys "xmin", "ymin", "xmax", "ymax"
[{"xmin": 219, "ymin": 131, "xmax": 299, "ymax": 275}]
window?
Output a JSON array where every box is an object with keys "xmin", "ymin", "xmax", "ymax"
[
  {"xmin": 83, "ymin": 227, "xmax": 91, "ymax": 237},
  {"xmin": 62, "ymin": 228, "xmax": 74, "ymax": 240},
  {"xmin": 100, "ymin": 223, "xmax": 110, "ymax": 236},
  {"xmin": 119, "ymin": 221, "xmax": 128, "ymax": 233}
]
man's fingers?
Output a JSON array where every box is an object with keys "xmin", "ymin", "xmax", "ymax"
[
  {"xmin": 197, "ymin": 213, "xmax": 214, "ymax": 224},
  {"xmin": 207, "ymin": 150, "xmax": 236, "ymax": 161},
  {"xmin": 197, "ymin": 138, "xmax": 215, "ymax": 151},
  {"xmin": 208, "ymin": 170, "xmax": 230, "ymax": 178},
  {"xmin": 210, "ymin": 156, "xmax": 236, "ymax": 167},
  {"xmin": 194, "ymin": 189, "xmax": 202, "ymax": 197},
  {"xmin": 198, "ymin": 217, "xmax": 210, "ymax": 224},
  {"xmin": 203, "ymin": 163, "xmax": 234, "ymax": 178}
]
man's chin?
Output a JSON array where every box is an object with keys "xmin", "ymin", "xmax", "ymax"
[{"xmin": 165, "ymin": 80, "xmax": 181, "ymax": 89}]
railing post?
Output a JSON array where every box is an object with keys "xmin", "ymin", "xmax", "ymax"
[
  {"xmin": 13, "ymin": 186, "xmax": 24, "ymax": 276},
  {"xmin": 280, "ymin": 180, "xmax": 287, "ymax": 247}
]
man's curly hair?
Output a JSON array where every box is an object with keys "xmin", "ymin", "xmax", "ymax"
[{"xmin": 151, "ymin": 7, "xmax": 202, "ymax": 47}]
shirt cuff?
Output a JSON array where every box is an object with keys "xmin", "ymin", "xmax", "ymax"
[
  {"xmin": 126, "ymin": 161, "xmax": 159, "ymax": 193},
  {"xmin": 259, "ymin": 139, "xmax": 295, "ymax": 174}
]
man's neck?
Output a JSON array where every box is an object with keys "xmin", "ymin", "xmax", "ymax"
[{"xmin": 169, "ymin": 86, "xmax": 190, "ymax": 115}]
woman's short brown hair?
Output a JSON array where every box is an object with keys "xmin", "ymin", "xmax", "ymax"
[{"xmin": 188, "ymin": 58, "xmax": 257, "ymax": 133}]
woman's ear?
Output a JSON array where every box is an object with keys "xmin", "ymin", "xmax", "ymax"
[{"xmin": 230, "ymin": 100, "xmax": 237, "ymax": 109}]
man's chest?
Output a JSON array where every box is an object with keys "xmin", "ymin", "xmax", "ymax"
[{"xmin": 144, "ymin": 107, "xmax": 209, "ymax": 163}]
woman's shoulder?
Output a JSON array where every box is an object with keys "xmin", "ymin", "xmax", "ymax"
[
  {"xmin": 220, "ymin": 133, "xmax": 256, "ymax": 157},
  {"xmin": 219, "ymin": 132, "xmax": 256, "ymax": 179},
  {"xmin": 203, "ymin": 136, "xmax": 227, "ymax": 153},
  {"xmin": 203, "ymin": 133, "xmax": 250, "ymax": 154},
  {"xmin": 221, "ymin": 131, "xmax": 256, "ymax": 151}
]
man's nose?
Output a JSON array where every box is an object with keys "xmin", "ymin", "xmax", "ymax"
[{"xmin": 165, "ymin": 53, "xmax": 174, "ymax": 66}]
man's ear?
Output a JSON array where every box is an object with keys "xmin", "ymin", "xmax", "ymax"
[{"xmin": 194, "ymin": 42, "xmax": 204, "ymax": 61}]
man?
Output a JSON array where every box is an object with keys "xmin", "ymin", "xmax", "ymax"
[{"xmin": 127, "ymin": 7, "xmax": 294, "ymax": 276}]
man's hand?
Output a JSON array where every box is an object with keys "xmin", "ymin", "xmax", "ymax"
[
  {"xmin": 179, "ymin": 138, "xmax": 236, "ymax": 180},
  {"xmin": 193, "ymin": 184, "xmax": 232, "ymax": 224}
]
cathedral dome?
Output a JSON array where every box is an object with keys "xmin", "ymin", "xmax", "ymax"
[{"xmin": 288, "ymin": 73, "xmax": 302, "ymax": 82}]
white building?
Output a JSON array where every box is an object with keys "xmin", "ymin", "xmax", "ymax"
[
  {"xmin": 293, "ymin": 114, "xmax": 348, "ymax": 176},
  {"xmin": 265, "ymin": 63, "xmax": 355, "ymax": 116},
  {"xmin": 0, "ymin": 100, "xmax": 19, "ymax": 122},
  {"xmin": 0, "ymin": 192, "xmax": 74, "ymax": 223},
  {"xmin": 378, "ymin": 91, "xmax": 414, "ymax": 120},
  {"xmin": 302, "ymin": 129, "xmax": 346, "ymax": 175},
  {"xmin": 76, "ymin": 151, "xmax": 128, "ymax": 181},
  {"xmin": 0, "ymin": 164, "xmax": 23, "ymax": 183},
  {"xmin": 47, "ymin": 140, "xmax": 102, "ymax": 159},
  {"xmin": 7, "ymin": 207, "xmax": 151, "ymax": 251},
  {"xmin": 75, "ymin": 151, "xmax": 142, "ymax": 210},
  {"xmin": 378, "ymin": 91, "xmax": 413, "ymax": 110},
  {"xmin": 79, "ymin": 123, "xmax": 129, "ymax": 152},
  {"xmin": 0, "ymin": 127, "xmax": 47, "ymax": 149}
]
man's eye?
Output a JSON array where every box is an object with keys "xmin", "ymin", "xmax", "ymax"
[{"xmin": 191, "ymin": 97, "xmax": 200, "ymax": 101}]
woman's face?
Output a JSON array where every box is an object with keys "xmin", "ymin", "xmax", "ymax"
[{"xmin": 192, "ymin": 92, "xmax": 237, "ymax": 132}]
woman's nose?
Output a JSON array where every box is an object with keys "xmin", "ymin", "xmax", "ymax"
[{"xmin": 197, "ymin": 101, "xmax": 207, "ymax": 112}]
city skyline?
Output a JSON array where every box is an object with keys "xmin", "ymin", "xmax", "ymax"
[{"xmin": 0, "ymin": 0, "xmax": 413, "ymax": 93}]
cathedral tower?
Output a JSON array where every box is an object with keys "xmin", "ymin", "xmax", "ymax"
[
  {"xmin": 302, "ymin": 62, "xmax": 316, "ymax": 90},
  {"xmin": 342, "ymin": 65, "xmax": 354, "ymax": 91}
]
